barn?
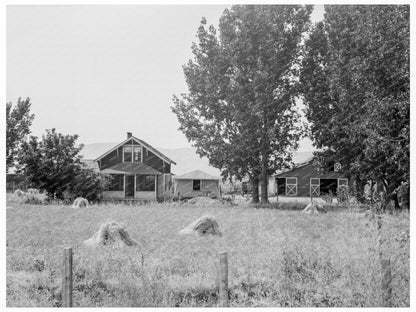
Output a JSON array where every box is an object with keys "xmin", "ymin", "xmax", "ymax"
[
  {"xmin": 173, "ymin": 170, "xmax": 221, "ymax": 199},
  {"xmin": 274, "ymin": 160, "xmax": 348, "ymax": 197},
  {"xmin": 82, "ymin": 132, "xmax": 176, "ymax": 201}
]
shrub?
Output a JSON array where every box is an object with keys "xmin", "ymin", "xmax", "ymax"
[
  {"xmin": 337, "ymin": 186, "xmax": 349, "ymax": 203},
  {"xmin": 65, "ymin": 168, "xmax": 111, "ymax": 202}
]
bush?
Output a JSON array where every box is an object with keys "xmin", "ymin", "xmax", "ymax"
[
  {"xmin": 337, "ymin": 186, "xmax": 349, "ymax": 203},
  {"xmin": 65, "ymin": 168, "xmax": 111, "ymax": 202}
]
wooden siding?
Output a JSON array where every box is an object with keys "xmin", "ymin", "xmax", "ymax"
[
  {"xmin": 143, "ymin": 149, "xmax": 168, "ymax": 173},
  {"xmin": 275, "ymin": 162, "xmax": 347, "ymax": 197},
  {"xmin": 134, "ymin": 191, "xmax": 156, "ymax": 200},
  {"xmin": 102, "ymin": 191, "xmax": 124, "ymax": 200},
  {"xmin": 175, "ymin": 179, "xmax": 220, "ymax": 199},
  {"xmin": 103, "ymin": 190, "xmax": 156, "ymax": 200},
  {"xmin": 100, "ymin": 147, "xmax": 123, "ymax": 170}
]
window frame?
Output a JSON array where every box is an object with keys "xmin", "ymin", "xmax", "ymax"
[
  {"xmin": 136, "ymin": 175, "xmax": 156, "ymax": 192},
  {"xmin": 123, "ymin": 142, "xmax": 142, "ymax": 163},
  {"xmin": 123, "ymin": 145, "xmax": 132, "ymax": 162},
  {"xmin": 108, "ymin": 174, "xmax": 124, "ymax": 191},
  {"xmin": 193, "ymin": 179, "xmax": 201, "ymax": 191},
  {"xmin": 133, "ymin": 146, "xmax": 142, "ymax": 163}
]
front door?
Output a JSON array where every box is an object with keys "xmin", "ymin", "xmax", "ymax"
[{"xmin": 125, "ymin": 175, "xmax": 135, "ymax": 197}]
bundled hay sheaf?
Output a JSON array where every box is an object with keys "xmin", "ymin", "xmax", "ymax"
[
  {"xmin": 72, "ymin": 197, "xmax": 89, "ymax": 209},
  {"xmin": 302, "ymin": 201, "xmax": 323, "ymax": 214},
  {"xmin": 14, "ymin": 189, "xmax": 25, "ymax": 197},
  {"xmin": 83, "ymin": 220, "xmax": 138, "ymax": 247},
  {"xmin": 179, "ymin": 215, "xmax": 222, "ymax": 236},
  {"xmin": 13, "ymin": 189, "xmax": 47, "ymax": 204}
]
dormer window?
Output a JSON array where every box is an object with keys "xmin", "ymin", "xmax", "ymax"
[
  {"xmin": 133, "ymin": 146, "xmax": 141, "ymax": 162},
  {"xmin": 123, "ymin": 146, "xmax": 132, "ymax": 162},
  {"xmin": 123, "ymin": 144, "xmax": 142, "ymax": 162}
]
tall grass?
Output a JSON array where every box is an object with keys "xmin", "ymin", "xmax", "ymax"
[{"xmin": 6, "ymin": 199, "xmax": 409, "ymax": 307}]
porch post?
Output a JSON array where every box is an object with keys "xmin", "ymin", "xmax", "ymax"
[
  {"xmin": 123, "ymin": 174, "xmax": 126, "ymax": 198},
  {"xmin": 134, "ymin": 174, "xmax": 136, "ymax": 199},
  {"xmin": 154, "ymin": 175, "xmax": 157, "ymax": 200}
]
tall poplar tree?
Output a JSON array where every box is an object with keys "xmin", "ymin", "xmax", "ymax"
[
  {"xmin": 300, "ymin": 5, "xmax": 409, "ymax": 207},
  {"xmin": 172, "ymin": 5, "xmax": 312, "ymax": 203}
]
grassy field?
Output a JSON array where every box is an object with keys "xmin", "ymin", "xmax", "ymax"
[{"xmin": 6, "ymin": 196, "xmax": 410, "ymax": 307}]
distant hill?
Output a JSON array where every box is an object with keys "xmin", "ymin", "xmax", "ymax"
[{"xmin": 79, "ymin": 139, "xmax": 315, "ymax": 177}]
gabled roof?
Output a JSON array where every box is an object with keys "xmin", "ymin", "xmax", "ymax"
[
  {"xmin": 101, "ymin": 162, "xmax": 161, "ymax": 175},
  {"xmin": 94, "ymin": 135, "xmax": 176, "ymax": 165},
  {"xmin": 175, "ymin": 170, "xmax": 220, "ymax": 180}
]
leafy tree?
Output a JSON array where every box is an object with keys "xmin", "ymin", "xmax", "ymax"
[
  {"xmin": 6, "ymin": 97, "xmax": 35, "ymax": 172},
  {"xmin": 300, "ymin": 5, "xmax": 409, "ymax": 208},
  {"xmin": 172, "ymin": 5, "xmax": 312, "ymax": 203},
  {"xmin": 18, "ymin": 128, "xmax": 108, "ymax": 201}
]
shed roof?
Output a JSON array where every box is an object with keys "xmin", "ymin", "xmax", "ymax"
[
  {"xmin": 175, "ymin": 170, "xmax": 220, "ymax": 180},
  {"xmin": 102, "ymin": 162, "xmax": 161, "ymax": 175}
]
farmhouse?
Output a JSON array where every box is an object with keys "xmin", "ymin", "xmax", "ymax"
[
  {"xmin": 174, "ymin": 170, "xmax": 221, "ymax": 199},
  {"xmin": 85, "ymin": 132, "xmax": 176, "ymax": 201},
  {"xmin": 274, "ymin": 159, "xmax": 348, "ymax": 197}
]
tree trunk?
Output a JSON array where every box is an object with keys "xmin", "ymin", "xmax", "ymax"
[
  {"xmin": 386, "ymin": 179, "xmax": 400, "ymax": 211},
  {"xmin": 260, "ymin": 161, "xmax": 269, "ymax": 204},
  {"xmin": 251, "ymin": 176, "xmax": 259, "ymax": 204},
  {"xmin": 354, "ymin": 175, "xmax": 366, "ymax": 203}
]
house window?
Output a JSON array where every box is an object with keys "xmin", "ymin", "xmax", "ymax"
[
  {"xmin": 133, "ymin": 146, "xmax": 142, "ymax": 162},
  {"xmin": 286, "ymin": 177, "xmax": 297, "ymax": 196},
  {"xmin": 136, "ymin": 175, "xmax": 156, "ymax": 191},
  {"xmin": 193, "ymin": 180, "xmax": 201, "ymax": 191},
  {"xmin": 123, "ymin": 146, "xmax": 132, "ymax": 162},
  {"xmin": 108, "ymin": 174, "xmax": 124, "ymax": 191},
  {"xmin": 124, "ymin": 145, "xmax": 142, "ymax": 162}
]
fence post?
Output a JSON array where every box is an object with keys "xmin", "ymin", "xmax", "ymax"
[
  {"xmin": 219, "ymin": 251, "xmax": 229, "ymax": 307},
  {"xmin": 376, "ymin": 215, "xmax": 383, "ymax": 259},
  {"xmin": 381, "ymin": 259, "xmax": 392, "ymax": 306},
  {"xmin": 62, "ymin": 247, "xmax": 73, "ymax": 307}
]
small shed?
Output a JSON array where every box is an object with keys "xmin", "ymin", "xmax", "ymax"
[{"xmin": 174, "ymin": 170, "xmax": 221, "ymax": 199}]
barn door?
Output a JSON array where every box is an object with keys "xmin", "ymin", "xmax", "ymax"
[
  {"xmin": 286, "ymin": 177, "xmax": 297, "ymax": 196},
  {"xmin": 310, "ymin": 178, "xmax": 320, "ymax": 197}
]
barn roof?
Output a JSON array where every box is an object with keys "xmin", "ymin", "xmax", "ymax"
[
  {"xmin": 101, "ymin": 162, "xmax": 161, "ymax": 175},
  {"xmin": 175, "ymin": 170, "xmax": 220, "ymax": 180},
  {"xmin": 275, "ymin": 161, "xmax": 347, "ymax": 179}
]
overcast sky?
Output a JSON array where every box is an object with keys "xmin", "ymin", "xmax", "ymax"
[{"xmin": 7, "ymin": 5, "xmax": 323, "ymax": 149}]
